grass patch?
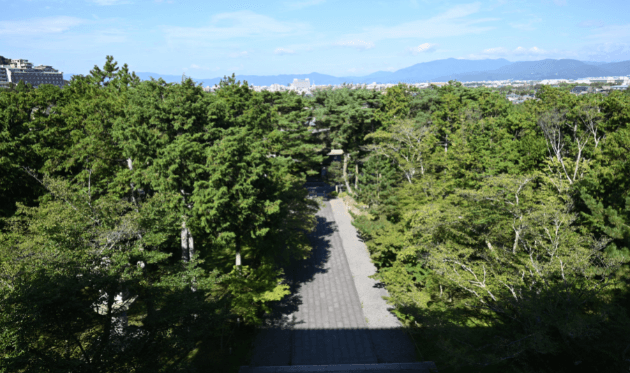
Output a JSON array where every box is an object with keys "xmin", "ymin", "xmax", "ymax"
[{"xmin": 338, "ymin": 192, "xmax": 372, "ymax": 219}]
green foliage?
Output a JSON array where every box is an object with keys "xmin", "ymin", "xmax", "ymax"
[
  {"xmin": 357, "ymin": 154, "xmax": 399, "ymax": 214},
  {"xmin": 312, "ymin": 87, "xmax": 383, "ymax": 191},
  {"xmin": 0, "ymin": 57, "xmax": 320, "ymax": 372},
  {"xmin": 351, "ymin": 83, "xmax": 630, "ymax": 372},
  {"xmin": 324, "ymin": 159, "xmax": 345, "ymax": 186},
  {"xmin": 0, "ymin": 176, "xmax": 227, "ymax": 372},
  {"xmin": 2, "ymin": 56, "xmax": 630, "ymax": 372},
  {"xmin": 223, "ymin": 264, "xmax": 291, "ymax": 326}
]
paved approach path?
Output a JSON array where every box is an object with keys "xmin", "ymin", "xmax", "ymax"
[{"xmin": 244, "ymin": 184, "xmax": 422, "ymax": 370}]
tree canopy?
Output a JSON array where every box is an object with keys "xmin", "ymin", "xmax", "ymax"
[{"xmin": 1, "ymin": 59, "xmax": 630, "ymax": 373}]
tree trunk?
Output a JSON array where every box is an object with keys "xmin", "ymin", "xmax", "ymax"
[
  {"xmin": 355, "ymin": 163, "xmax": 359, "ymax": 190},
  {"xmin": 235, "ymin": 235, "xmax": 242, "ymax": 330},
  {"xmin": 94, "ymin": 288, "xmax": 115, "ymax": 365},
  {"xmin": 181, "ymin": 216, "xmax": 197, "ymax": 292},
  {"xmin": 235, "ymin": 236, "xmax": 242, "ymax": 268},
  {"xmin": 343, "ymin": 153, "xmax": 354, "ymax": 194},
  {"xmin": 127, "ymin": 158, "xmax": 139, "ymax": 210},
  {"xmin": 181, "ymin": 219, "xmax": 194, "ymax": 262}
]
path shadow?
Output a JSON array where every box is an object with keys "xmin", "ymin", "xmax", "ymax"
[
  {"xmin": 247, "ymin": 327, "xmax": 422, "ymax": 368},
  {"xmin": 259, "ymin": 194, "xmax": 339, "ymax": 330},
  {"xmin": 248, "ymin": 186, "xmax": 423, "ymax": 369}
]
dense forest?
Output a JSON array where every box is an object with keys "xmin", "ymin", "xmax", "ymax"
[{"xmin": 1, "ymin": 57, "xmax": 629, "ymax": 372}]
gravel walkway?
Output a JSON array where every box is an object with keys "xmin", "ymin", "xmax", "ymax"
[
  {"xmin": 243, "ymin": 185, "xmax": 422, "ymax": 371},
  {"xmin": 328, "ymin": 198, "xmax": 401, "ymax": 329}
]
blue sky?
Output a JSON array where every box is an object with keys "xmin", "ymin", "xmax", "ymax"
[{"xmin": 1, "ymin": 0, "xmax": 629, "ymax": 78}]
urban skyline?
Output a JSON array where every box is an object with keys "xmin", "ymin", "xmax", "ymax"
[{"xmin": 2, "ymin": 54, "xmax": 629, "ymax": 93}]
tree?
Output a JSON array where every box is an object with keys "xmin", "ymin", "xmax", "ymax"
[
  {"xmin": 0, "ymin": 175, "xmax": 227, "ymax": 372},
  {"xmin": 350, "ymin": 83, "xmax": 630, "ymax": 372},
  {"xmin": 416, "ymin": 174, "xmax": 628, "ymax": 370},
  {"xmin": 260, "ymin": 89, "xmax": 323, "ymax": 177},
  {"xmin": 0, "ymin": 81, "xmax": 56, "ymax": 221},
  {"xmin": 112, "ymin": 76, "xmax": 214, "ymax": 264},
  {"xmin": 374, "ymin": 83, "xmax": 417, "ymax": 129},
  {"xmin": 190, "ymin": 76, "xmax": 316, "ymax": 325},
  {"xmin": 357, "ymin": 154, "xmax": 399, "ymax": 215},
  {"xmin": 364, "ymin": 118, "xmax": 431, "ymax": 184},
  {"xmin": 312, "ymin": 87, "xmax": 381, "ymax": 194}
]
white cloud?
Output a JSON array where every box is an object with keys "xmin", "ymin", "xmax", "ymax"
[
  {"xmin": 284, "ymin": 0, "xmax": 325, "ymax": 10},
  {"xmin": 482, "ymin": 47, "xmax": 509, "ymax": 54},
  {"xmin": 407, "ymin": 43, "xmax": 438, "ymax": 54},
  {"xmin": 0, "ymin": 16, "xmax": 86, "ymax": 35},
  {"xmin": 162, "ymin": 10, "xmax": 309, "ymax": 46},
  {"xmin": 333, "ymin": 40, "xmax": 375, "ymax": 50},
  {"xmin": 274, "ymin": 47, "xmax": 295, "ymax": 55},
  {"xmin": 513, "ymin": 46, "xmax": 545, "ymax": 55},
  {"xmin": 337, "ymin": 3, "xmax": 497, "ymax": 42}
]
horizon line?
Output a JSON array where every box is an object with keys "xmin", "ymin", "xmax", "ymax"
[{"xmin": 64, "ymin": 57, "xmax": 629, "ymax": 81}]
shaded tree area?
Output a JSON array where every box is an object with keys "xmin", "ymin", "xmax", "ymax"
[
  {"xmin": 350, "ymin": 82, "xmax": 630, "ymax": 372},
  {"xmin": 0, "ymin": 59, "xmax": 319, "ymax": 372},
  {"xmin": 2, "ymin": 59, "xmax": 630, "ymax": 373}
]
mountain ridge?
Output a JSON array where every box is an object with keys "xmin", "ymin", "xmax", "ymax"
[
  {"xmin": 67, "ymin": 58, "xmax": 630, "ymax": 86},
  {"xmin": 431, "ymin": 59, "xmax": 630, "ymax": 82}
]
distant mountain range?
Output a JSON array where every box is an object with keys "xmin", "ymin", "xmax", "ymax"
[
  {"xmin": 68, "ymin": 58, "xmax": 630, "ymax": 87},
  {"xmin": 430, "ymin": 59, "xmax": 630, "ymax": 82}
]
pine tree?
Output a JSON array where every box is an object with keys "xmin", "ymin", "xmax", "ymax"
[{"xmin": 357, "ymin": 154, "xmax": 398, "ymax": 214}]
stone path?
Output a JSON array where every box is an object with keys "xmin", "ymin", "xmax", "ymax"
[{"xmin": 241, "ymin": 184, "xmax": 428, "ymax": 372}]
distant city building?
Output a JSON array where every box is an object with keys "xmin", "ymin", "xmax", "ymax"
[
  {"xmin": 194, "ymin": 74, "xmax": 630, "ymax": 96},
  {"xmin": 610, "ymin": 85, "xmax": 628, "ymax": 91},
  {"xmin": 0, "ymin": 57, "xmax": 64, "ymax": 88},
  {"xmin": 269, "ymin": 83, "xmax": 286, "ymax": 92},
  {"xmin": 590, "ymin": 77, "xmax": 628, "ymax": 85},
  {"xmin": 291, "ymin": 78, "xmax": 310, "ymax": 90},
  {"xmin": 0, "ymin": 68, "xmax": 8, "ymax": 89},
  {"xmin": 506, "ymin": 93, "xmax": 520, "ymax": 102},
  {"xmin": 571, "ymin": 86, "xmax": 591, "ymax": 94}
]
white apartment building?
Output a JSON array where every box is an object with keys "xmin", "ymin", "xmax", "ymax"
[
  {"xmin": 269, "ymin": 83, "xmax": 287, "ymax": 92},
  {"xmin": 0, "ymin": 58, "xmax": 64, "ymax": 88},
  {"xmin": 291, "ymin": 78, "xmax": 310, "ymax": 90},
  {"xmin": 610, "ymin": 85, "xmax": 628, "ymax": 91},
  {"xmin": 590, "ymin": 77, "xmax": 629, "ymax": 85},
  {"xmin": 0, "ymin": 68, "xmax": 9, "ymax": 89}
]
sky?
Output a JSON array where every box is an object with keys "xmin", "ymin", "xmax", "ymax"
[{"xmin": 1, "ymin": 0, "xmax": 629, "ymax": 78}]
